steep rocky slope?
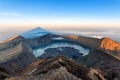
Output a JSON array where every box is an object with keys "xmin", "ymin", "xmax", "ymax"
[
  {"xmin": 62, "ymin": 35, "xmax": 101, "ymax": 48},
  {"xmin": 0, "ymin": 27, "xmax": 120, "ymax": 80},
  {"xmin": 100, "ymin": 37, "xmax": 120, "ymax": 59},
  {"xmin": 26, "ymin": 34, "xmax": 62, "ymax": 48},
  {"xmin": 6, "ymin": 55, "xmax": 106, "ymax": 80},
  {"xmin": 77, "ymin": 49, "xmax": 120, "ymax": 80},
  {"xmin": 0, "ymin": 36, "xmax": 36, "ymax": 75},
  {"xmin": 100, "ymin": 37, "xmax": 120, "ymax": 51},
  {"xmin": 63, "ymin": 35, "xmax": 120, "ymax": 59}
]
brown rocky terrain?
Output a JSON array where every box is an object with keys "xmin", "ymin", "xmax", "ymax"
[
  {"xmin": 77, "ymin": 48, "xmax": 120, "ymax": 80},
  {"xmin": 6, "ymin": 55, "xmax": 106, "ymax": 80},
  {"xmin": 62, "ymin": 35, "xmax": 120, "ymax": 59},
  {"xmin": 0, "ymin": 28, "xmax": 120, "ymax": 80},
  {"xmin": 100, "ymin": 37, "xmax": 120, "ymax": 60},
  {"xmin": 100, "ymin": 37, "xmax": 120, "ymax": 51}
]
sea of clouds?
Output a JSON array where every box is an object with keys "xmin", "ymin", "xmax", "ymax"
[{"xmin": 0, "ymin": 27, "xmax": 120, "ymax": 43}]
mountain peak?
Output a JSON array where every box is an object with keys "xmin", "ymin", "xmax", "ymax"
[
  {"xmin": 100, "ymin": 37, "xmax": 120, "ymax": 51},
  {"xmin": 20, "ymin": 27, "xmax": 50, "ymax": 39}
]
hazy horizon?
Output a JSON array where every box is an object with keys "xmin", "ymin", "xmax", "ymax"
[
  {"xmin": 0, "ymin": 0, "xmax": 120, "ymax": 42},
  {"xmin": 0, "ymin": 27, "xmax": 120, "ymax": 43}
]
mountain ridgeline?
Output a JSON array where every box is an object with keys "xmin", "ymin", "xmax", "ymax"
[{"xmin": 0, "ymin": 27, "xmax": 120, "ymax": 80}]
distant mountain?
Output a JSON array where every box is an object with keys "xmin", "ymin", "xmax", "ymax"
[{"xmin": 20, "ymin": 27, "xmax": 50, "ymax": 39}]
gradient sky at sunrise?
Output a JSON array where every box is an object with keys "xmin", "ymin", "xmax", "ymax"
[{"xmin": 0, "ymin": 0, "xmax": 120, "ymax": 28}]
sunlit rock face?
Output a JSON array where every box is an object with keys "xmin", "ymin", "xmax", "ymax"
[
  {"xmin": 100, "ymin": 37, "xmax": 120, "ymax": 51},
  {"xmin": 100, "ymin": 37, "xmax": 120, "ymax": 59}
]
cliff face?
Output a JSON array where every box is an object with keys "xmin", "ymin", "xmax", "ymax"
[
  {"xmin": 62, "ymin": 35, "xmax": 101, "ymax": 48},
  {"xmin": 100, "ymin": 37, "xmax": 120, "ymax": 51},
  {"xmin": 0, "ymin": 36, "xmax": 36, "ymax": 74},
  {"xmin": 63, "ymin": 35, "xmax": 120, "ymax": 51},
  {"xmin": 63, "ymin": 35, "xmax": 120, "ymax": 59}
]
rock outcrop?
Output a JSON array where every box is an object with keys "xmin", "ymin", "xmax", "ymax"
[
  {"xmin": 77, "ymin": 49, "xmax": 120, "ymax": 80},
  {"xmin": 100, "ymin": 37, "xmax": 120, "ymax": 59},
  {"xmin": 6, "ymin": 55, "xmax": 106, "ymax": 80},
  {"xmin": 100, "ymin": 37, "xmax": 120, "ymax": 51}
]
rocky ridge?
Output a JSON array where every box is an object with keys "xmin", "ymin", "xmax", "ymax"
[
  {"xmin": 0, "ymin": 27, "xmax": 120, "ymax": 80},
  {"xmin": 0, "ymin": 36, "xmax": 36, "ymax": 74},
  {"xmin": 6, "ymin": 55, "xmax": 106, "ymax": 80}
]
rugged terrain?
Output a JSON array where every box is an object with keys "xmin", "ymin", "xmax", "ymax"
[
  {"xmin": 5, "ymin": 55, "xmax": 106, "ymax": 80},
  {"xmin": 0, "ymin": 36, "xmax": 36, "ymax": 73},
  {"xmin": 0, "ymin": 27, "xmax": 120, "ymax": 80},
  {"xmin": 63, "ymin": 35, "xmax": 120, "ymax": 59}
]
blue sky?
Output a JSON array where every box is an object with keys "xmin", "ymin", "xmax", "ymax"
[{"xmin": 0, "ymin": 0, "xmax": 120, "ymax": 28}]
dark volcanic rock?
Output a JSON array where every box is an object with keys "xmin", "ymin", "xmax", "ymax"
[
  {"xmin": 62, "ymin": 35, "xmax": 101, "ymax": 49},
  {"xmin": 7, "ymin": 55, "xmax": 106, "ymax": 80},
  {"xmin": 0, "ymin": 67, "xmax": 9, "ymax": 80},
  {"xmin": 39, "ymin": 47, "xmax": 83, "ymax": 59},
  {"xmin": 77, "ymin": 49, "xmax": 120, "ymax": 80}
]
